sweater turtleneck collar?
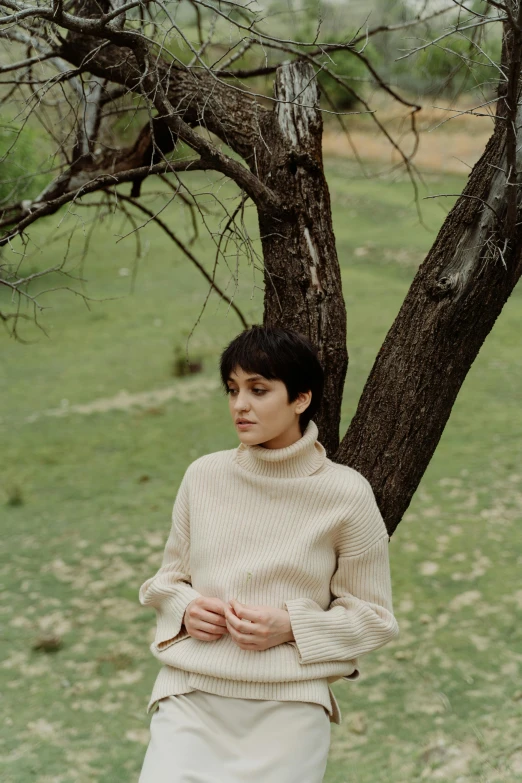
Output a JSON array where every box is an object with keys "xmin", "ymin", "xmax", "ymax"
[{"xmin": 234, "ymin": 419, "xmax": 327, "ymax": 479}]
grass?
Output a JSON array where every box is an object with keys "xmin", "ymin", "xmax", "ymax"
[{"xmin": 1, "ymin": 159, "xmax": 521, "ymax": 782}]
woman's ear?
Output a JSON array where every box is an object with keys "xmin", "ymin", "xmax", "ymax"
[{"xmin": 296, "ymin": 390, "xmax": 312, "ymax": 413}]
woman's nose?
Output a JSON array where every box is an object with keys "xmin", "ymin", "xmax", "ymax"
[{"xmin": 233, "ymin": 391, "xmax": 250, "ymax": 411}]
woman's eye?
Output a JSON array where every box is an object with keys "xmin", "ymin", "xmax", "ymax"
[{"xmin": 226, "ymin": 388, "xmax": 266, "ymax": 395}]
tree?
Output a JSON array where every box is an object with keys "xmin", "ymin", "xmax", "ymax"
[{"xmin": 0, "ymin": 0, "xmax": 519, "ymax": 535}]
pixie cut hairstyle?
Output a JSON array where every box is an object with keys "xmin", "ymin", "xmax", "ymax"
[{"xmin": 219, "ymin": 325, "xmax": 324, "ymax": 433}]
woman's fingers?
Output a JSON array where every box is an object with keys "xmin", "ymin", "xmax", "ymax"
[
  {"xmin": 185, "ymin": 607, "xmax": 228, "ymax": 639},
  {"xmin": 229, "ymin": 599, "xmax": 260, "ymax": 622},
  {"xmin": 195, "ymin": 618, "xmax": 228, "ymax": 634},
  {"xmin": 189, "ymin": 602, "xmax": 228, "ymax": 628},
  {"xmin": 193, "ymin": 620, "xmax": 224, "ymax": 639},
  {"xmin": 194, "ymin": 630, "xmax": 223, "ymax": 641},
  {"xmin": 199, "ymin": 609, "xmax": 228, "ymax": 627},
  {"xmin": 224, "ymin": 607, "xmax": 256, "ymax": 637}
]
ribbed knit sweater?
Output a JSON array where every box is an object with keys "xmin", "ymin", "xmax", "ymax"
[{"xmin": 139, "ymin": 419, "xmax": 399, "ymax": 725}]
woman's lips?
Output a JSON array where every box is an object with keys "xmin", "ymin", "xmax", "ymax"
[{"xmin": 237, "ymin": 421, "xmax": 254, "ymax": 429}]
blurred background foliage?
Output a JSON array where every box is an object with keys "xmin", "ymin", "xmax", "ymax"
[{"xmin": 0, "ymin": 125, "xmax": 51, "ymax": 205}]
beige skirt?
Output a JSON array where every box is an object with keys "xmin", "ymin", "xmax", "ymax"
[{"xmin": 139, "ymin": 689, "xmax": 331, "ymax": 783}]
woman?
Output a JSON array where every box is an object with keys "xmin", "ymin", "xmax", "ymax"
[{"xmin": 138, "ymin": 324, "xmax": 399, "ymax": 782}]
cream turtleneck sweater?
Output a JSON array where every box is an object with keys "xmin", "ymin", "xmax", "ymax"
[{"xmin": 139, "ymin": 419, "xmax": 399, "ymax": 725}]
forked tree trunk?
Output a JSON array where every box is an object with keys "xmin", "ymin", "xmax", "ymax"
[{"xmin": 7, "ymin": 21, "xmax": 522, "ymax": 538}]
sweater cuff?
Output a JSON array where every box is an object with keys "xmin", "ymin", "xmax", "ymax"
[
  {"xmin": 154, "ymin": 585, "xmax": 202, "ymax": 651},
  {"xmin": 284, "ymin": 597, "xmax": 364, "ymax": 671},
  {"xmin": 284, "ymin": 597, "xmax": 330, "ymax": 665}
]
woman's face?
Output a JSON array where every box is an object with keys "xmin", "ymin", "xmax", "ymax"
[{"xmin": 226, "ymin": 365, "xmax": 311, "ymax": 449}]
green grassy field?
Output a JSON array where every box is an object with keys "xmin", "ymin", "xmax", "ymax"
[{"xmin": 1, "ymin": 160, "xmax": 521, "ymax": 782}]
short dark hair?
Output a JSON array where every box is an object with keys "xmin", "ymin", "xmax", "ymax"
[{"xmin": 219, "ymin": 325, "xmax": 324, "ymax": 433}]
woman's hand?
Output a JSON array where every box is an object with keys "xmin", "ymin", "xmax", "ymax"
[
  {"xmin": 224, "ymin": 599, "xmax": 295, "ymax": 651},
  {"xmin": 183, "ymin": 596, "xmax": 229, "ymax": 641}
]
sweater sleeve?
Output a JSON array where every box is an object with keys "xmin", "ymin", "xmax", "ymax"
[
  {"xmin": 284, "ymin": 478, "xmax": 399, "ymax": 667},
  {"xmin": 138, "ymin": 468, "xmax": 202, "ymax": 652}
]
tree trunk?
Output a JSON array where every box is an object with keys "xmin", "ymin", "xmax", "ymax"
[
  {"xmin": 254, "ymin": 62, "xmax": 348, "ymax": 455},
  {"xmin": 336, "ymin": 110, "xmax": 522, "ymax": 536}
]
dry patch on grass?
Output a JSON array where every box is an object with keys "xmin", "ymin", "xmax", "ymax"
[
  {"xmin": 25, "ymin": 375, "xmax": 220, "ymax": 423},
  {"xmin": 323, "ymin": 98, "xmax": 494, "ymax": 174}
]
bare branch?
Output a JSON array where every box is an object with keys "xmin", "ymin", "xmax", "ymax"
[
  {"xmin": 0, "ymin": 158, "xmax": 208, "ymax": 241},
  {"xmin": 117, "ymin": 191, "xmax": 249, "ymax": 328},
  {"xmin": 423, "ymin": 192, "xmax": 502, "ymax": 220},
  {"xmin": 395, "ymin": 15, "xmax": 506, "ymax": 62},
  {"xmin": 0, "ymin": 51, "xmax": 55, "ymax": 72},
  {"xmin": 349, "ymin": 5, "xmax": 458, "ymax": 46}
]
